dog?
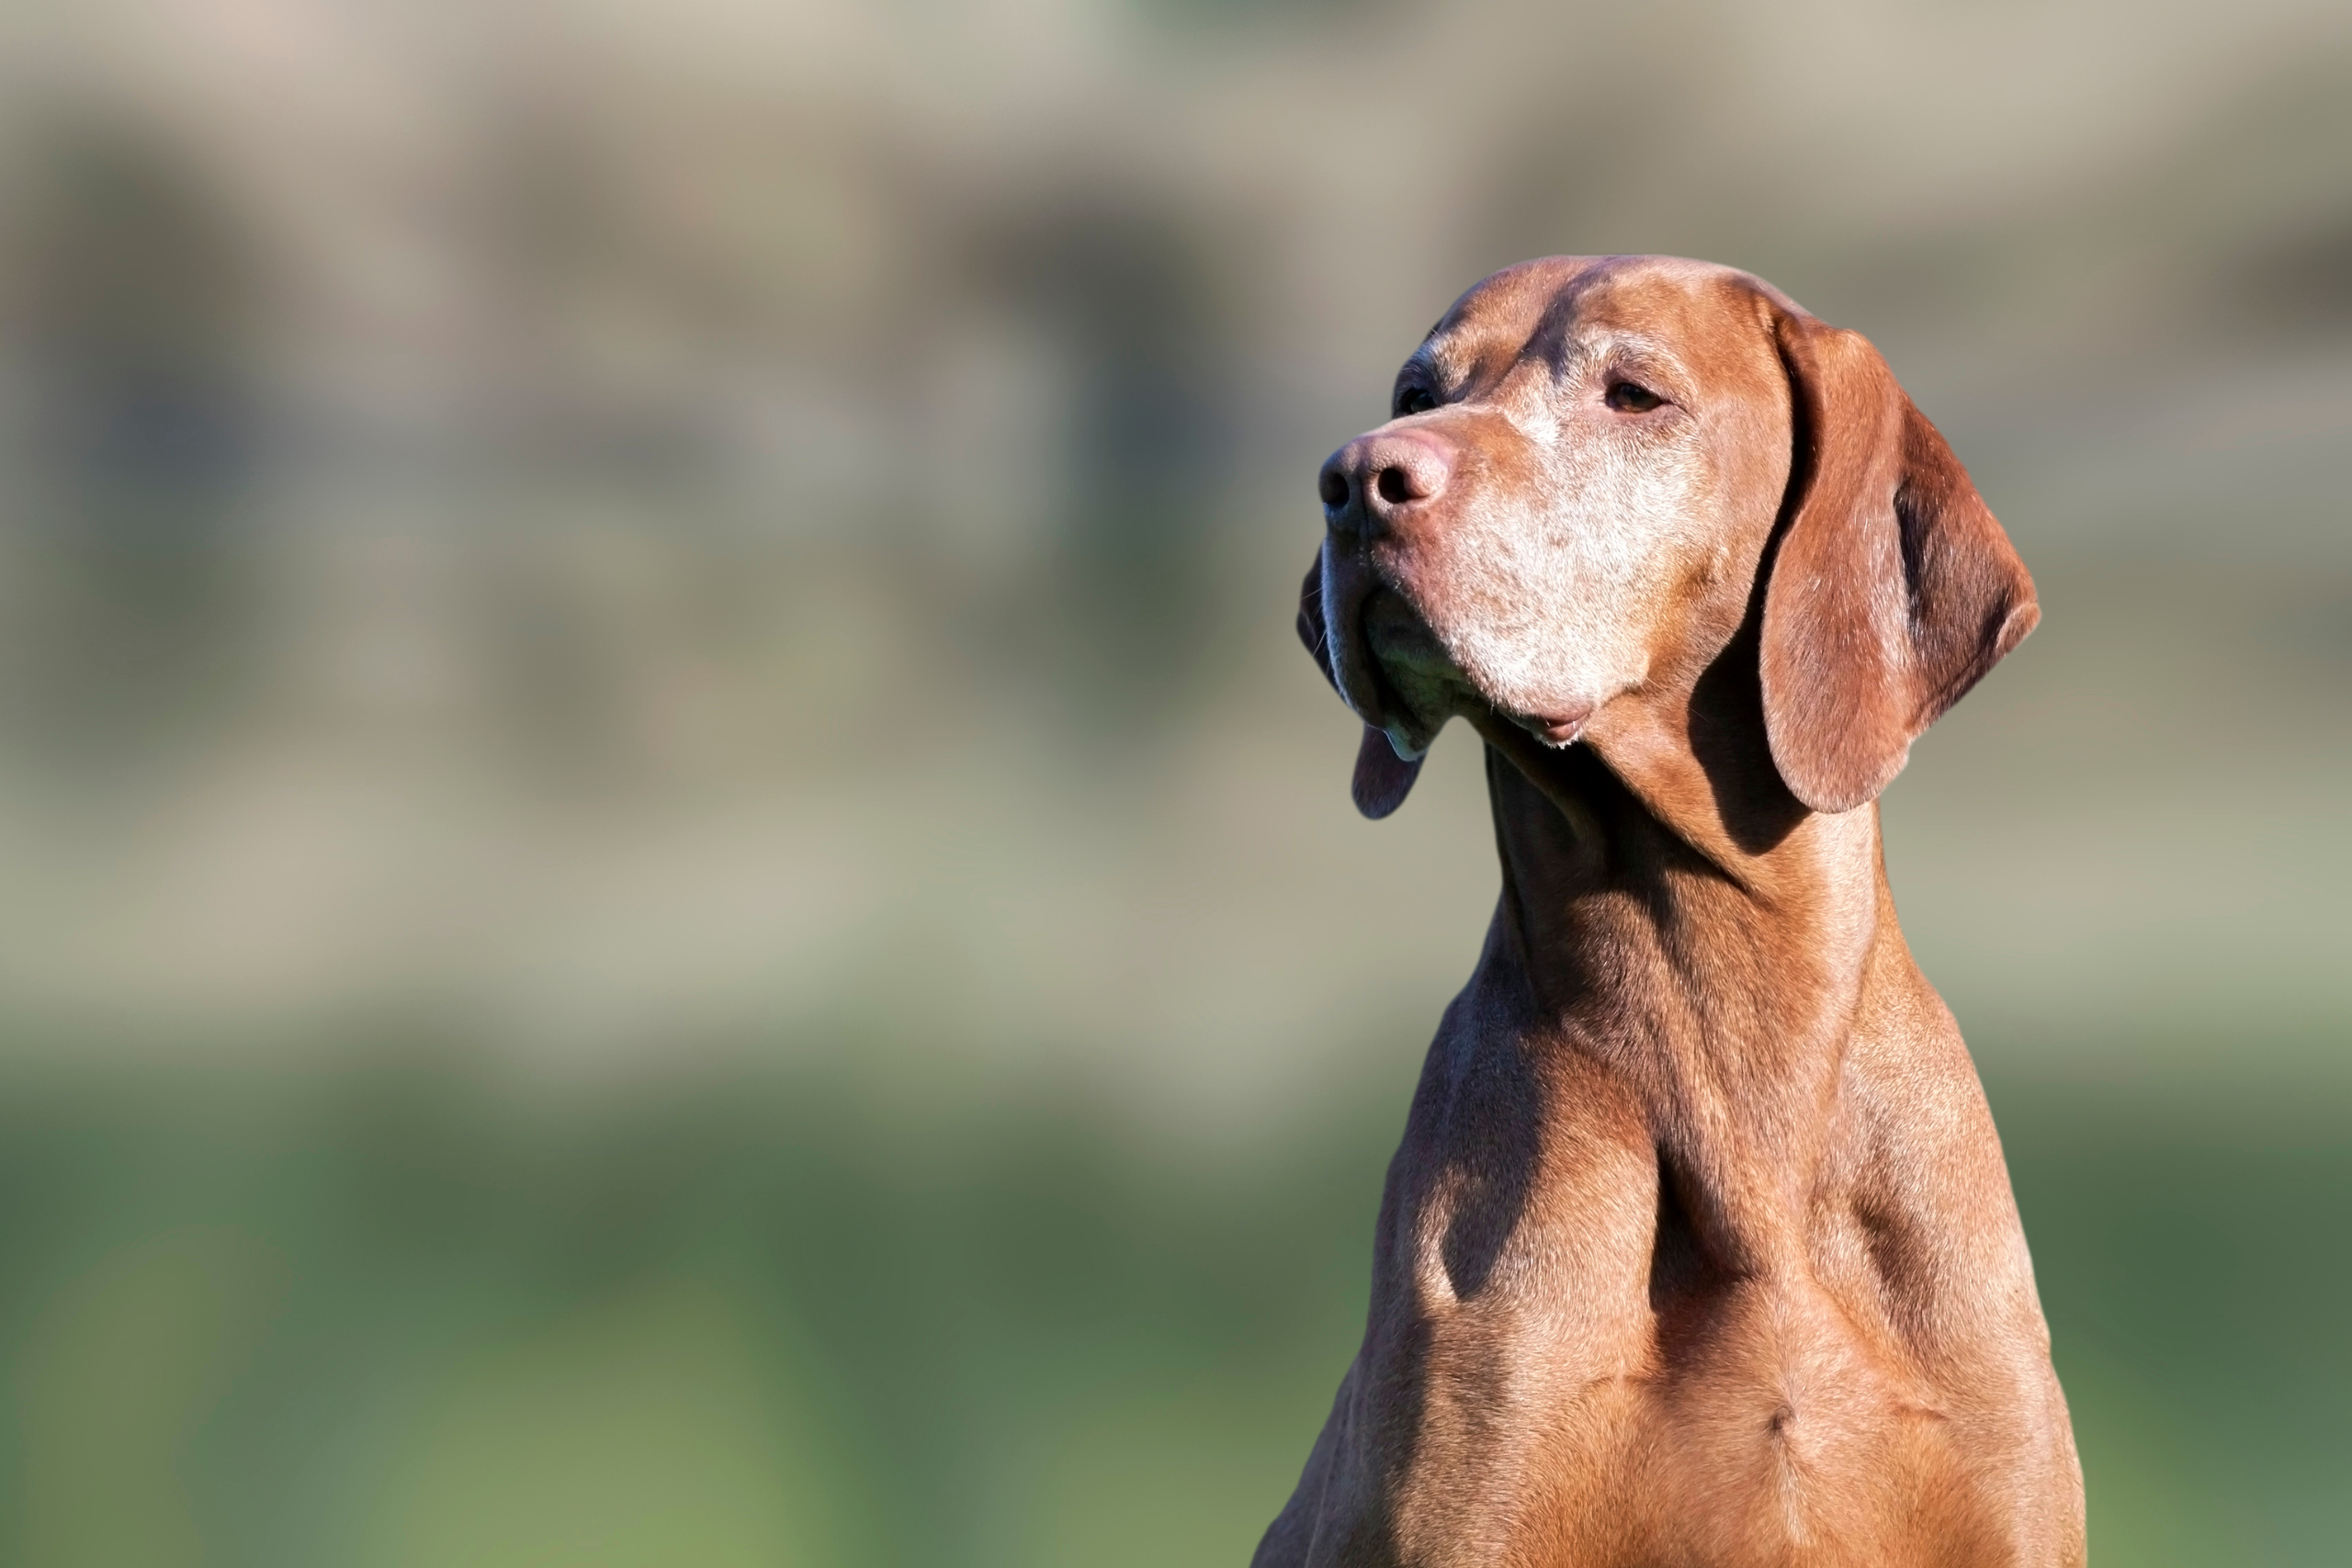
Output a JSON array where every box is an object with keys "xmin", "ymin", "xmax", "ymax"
[{"xmin": 1259, "ymin": 256, "xmax": 2084, "ymax": 1567}]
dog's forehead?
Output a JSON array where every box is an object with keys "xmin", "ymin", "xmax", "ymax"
[{"xmin": 1417, "ymin": 255, "xmax": 1774, "ymax": 386}]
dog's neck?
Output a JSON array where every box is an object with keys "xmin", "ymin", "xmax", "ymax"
[
  {"xmin": 1465, "ymin": 696, "xmax": 1897, "ymax": 1272},
  {"xmin": 1475, "ymin": 728, "xmax": 1875, "ymax": 992}
]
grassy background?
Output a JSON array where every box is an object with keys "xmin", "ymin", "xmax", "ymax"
[{"xmin": 0, "ymin": 1049, "xmax": 2345, "ymax": 1566}]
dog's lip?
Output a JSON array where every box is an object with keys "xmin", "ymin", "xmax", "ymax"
[
  {"xmin": 1520, "ymin": 705, "xmax": 1594, "ymax": 747},
  {"xmin": 1328, "ymin": 590, "xmax": 1396, "ymax": 732},
  {"xmin": 1349, "ymin": 622, "xmax": 1413, "ymax": 736}
]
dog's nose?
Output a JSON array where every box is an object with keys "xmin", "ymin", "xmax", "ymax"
[{"xmin": 1319, "ymin": 430, "xmax": 1453, "ymax": 535}]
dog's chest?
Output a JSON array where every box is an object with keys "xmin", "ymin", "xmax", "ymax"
[{"xmin": 1363, "ymin": 1055, "xmax": 2047, "ymax": 1568}]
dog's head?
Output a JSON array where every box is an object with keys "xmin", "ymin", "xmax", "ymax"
[{"xmin": 1299, "ymin": 255, "xmax": 2036, "ymax": 820}]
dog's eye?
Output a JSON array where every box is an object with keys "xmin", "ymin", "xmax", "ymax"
[
  {"xmin": 1605, "ymin": 380, "xmax": 1664, "ymax": 412},
  {"xmin": 1395, "ymin": 386, "xmax": 1438, "ymax": 417}
]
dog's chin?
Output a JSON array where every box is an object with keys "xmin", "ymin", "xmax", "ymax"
[
  {"xmin": 1359, "ymin": 590, "xmax": 1600, "ymax": 756},
  {"xmin": 1379, "ymin": 666, "xmax": 1596, "ymax": 758},
  {"xmin": 1361, "ymin": 590, "xmax": 1477, "ymax": 757}
]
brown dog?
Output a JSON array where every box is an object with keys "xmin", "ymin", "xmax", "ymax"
[{"xmin": 1261, "ymin": 257, "xmax": 2083, "ymax": 1567}]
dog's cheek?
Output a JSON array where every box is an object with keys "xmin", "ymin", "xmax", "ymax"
[
  {"xmin": 1526, "ymin": 445, "xmax": 1715, "ymax": 699},
  {"xmin": 1456, "ymin": 496, "xmax": 1653, "ymax": 716}
]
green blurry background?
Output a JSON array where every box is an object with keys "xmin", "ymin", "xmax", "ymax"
[{"xmin": 0, "ymin": 1, "xmax": 2345, "ymax": 1563}]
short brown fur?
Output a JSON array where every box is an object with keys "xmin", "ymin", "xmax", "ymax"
[{"xmin": 1266, "ymin": 257, "xmax": 2083, "ymax": 1567}]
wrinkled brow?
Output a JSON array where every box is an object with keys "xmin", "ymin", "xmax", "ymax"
[
  {"xmin": 1397, "ymin": 319, "xmax": 1532, "ymax": 396},
  {"xmin": 1390, "ymin": 333, "xmax": 1473, "ymax": 403},
  {"xmin": 1559, "ymin": 332, "xmax": 1693, "ymax": 395},
  {"xmin": 1399, "ymin": 323, "xmax": 1693, "ymax": 405}
]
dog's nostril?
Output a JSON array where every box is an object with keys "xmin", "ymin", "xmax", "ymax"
[
  {"xmin": 1319, "ymin": 468, "xmax": 1349, "ymax": 509},
  {"xmin": 1376, "ymin": 466, "xmax": 1414, "ymax": 505}
]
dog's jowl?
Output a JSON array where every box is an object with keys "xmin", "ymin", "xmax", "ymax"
[{"xmin": 1261, "ymin": 257, "xmax": 2083, "ymax": 1568}]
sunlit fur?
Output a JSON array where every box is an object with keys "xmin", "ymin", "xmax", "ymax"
[
  {"xmin": 1334, "ymin": 260, "xmax": 1752, "ymax": 758},
  {"xmin": 1264, "ymin": 256, "xmax": 2081, "ymax": 1568}
]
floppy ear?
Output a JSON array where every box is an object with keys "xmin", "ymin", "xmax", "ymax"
[
  {"xmin": 1297, "ymin": 558, "xmax": 1422, "ymax": 818},
  {"xmin": 1759, "ymin": 313, "xmax": 2039, "ymax": 814}
]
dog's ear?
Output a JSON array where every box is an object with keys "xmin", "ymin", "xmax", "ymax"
[
  {"xmin": 1758, "ymin": 312, "xmax": 2038, "ymax": 814},
  {"xmin": 1297, "ymin": 558, "xmax": 1422, "ymax": 818}
]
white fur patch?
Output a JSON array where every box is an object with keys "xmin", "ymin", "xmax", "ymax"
[{"xmin": 1391, "ymin": 334, "xmax": 1718, "ymax": 732}]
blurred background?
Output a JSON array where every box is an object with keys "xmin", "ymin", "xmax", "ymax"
[{"xmin": 0, "ymin": 0, "xmax": 2345, "ymax": 1562}]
